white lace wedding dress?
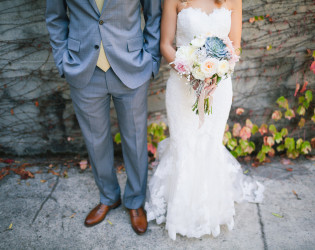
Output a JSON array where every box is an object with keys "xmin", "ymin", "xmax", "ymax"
[{"xmin": 144, "ymin": 7, "xmax": 264, "ymax": 240}]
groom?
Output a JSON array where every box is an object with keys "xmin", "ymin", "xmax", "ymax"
[{"xmin": 46, "ymin": 0, "xmax": 161, "ymax": 234}]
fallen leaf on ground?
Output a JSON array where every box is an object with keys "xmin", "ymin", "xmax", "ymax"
[
  {"xmin": 48, "ymin": 170, "xmax": 60, "ymax": 176},
  {"xmin": 286, "ymin": 168, "xmax": 293, "ymax": 172},
  {"xmin": 40, "ymin": 180, "xmax": 47, "ymax": 183},
  {"xmin": 80, "ymin": 160, "xmax": 88, "ymax": 170},
  {"xmin": 63, "ymin": 170, "xmax": 68, "ymax": 178},
  {"xmin": 292, "ymin": 190, "xmax": 301, "ymax": 200},
  {"xmin": 272, "ymin": 213, "xmax": 283, "ymax": 218},
  {"xmin": 35, "ymin": 170, "xmax": 43, "ymax": 174},
  {"xmin": 8, "ymin": 223, "xmax": 13, "ymax": 230},
  {"xmin": 70, "ymin": 213, "xmax": 76, "ymax": 218},
  {"xmin": 306, "ymin": 155, "xmax": 315, "ymax": 161},
  {"xmin": 107, "ymin": 220, "xmax": 113, "ymax": 225},
  {"xmin": 281, "ymin": 159, "xmax": 292, "ymax": 165}
]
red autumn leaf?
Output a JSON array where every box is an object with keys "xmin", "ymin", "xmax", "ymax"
[
  {"xmin": 11, "ymin": 109, "xmax": 14, "ymax": 115},
  {"xmin": 236, "ymin": 108, "xmax": 245, "ymax": 115},
  {"xmin": 286, "ymin": 168, "xmax": 293, "ymax": 172},
  {"xmin": 300, "ymin": 81, "xmax": 308, "ymax": 93},
  {"xmin": 264, "ymin": 136, "xmax": 275, "ymax": 147},
  {"xmin": 310, "ymin": 61, "xmax": 315, "ymax": 74},
  {"xmin": 294, "ymin": 83, "xmax": 300, "ymax": 97},
  {"xmin": 3, "ymin": 159, "xmax": 14, "ymax": 164},
  {"xmin": 240, "ymin": 126, "xmax": 251, "ymax": 140},
  {"xmin": 311, "ymin": 138, "xmax": 315, "ymax": 149},
  {"xmin": 232, "ymin": 123, "xmax": 242, "ymax": 137},
  {"xmin": 147, "ymin": 143, "xmax": 156, "ymax": 156},
  {"xmin": 48, "ymin": 170, "xmax": 60, "ymax": 176},
  {"xmin": 259, "ymin": 124, "xmax": 268, "ymax": 136},
  {"xmin": 0, "ymin": 170, "xmax": 10, "ymax": 180},
  {"xmin": 249, "ymin": 17, "xmax": 255, "ymax": 23},
  {"xmin": 35, "ymin": 101, "xmax": 39, "ymax": 107}
]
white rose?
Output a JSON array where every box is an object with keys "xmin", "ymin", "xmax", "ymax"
[
  {"xmin": 192, "ymin": 66, "xmax": 206, "ymax": 80},
  {"xmin": 176, "ymin": 46, "xmax": 196, "ymax": 69},
  {"xmin": 191, "ymin": 37, "xmax": 206, "ymax": 48},
  {"xmin": 201, "ymin": 58, "xmax": 218, "ymax": 78},
  {"xmin": 217, "ymin": 60, "xmax": 230, "ymax": 77}
]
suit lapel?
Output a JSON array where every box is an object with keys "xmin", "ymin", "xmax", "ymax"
[
  {"xmin": 88, "ymin": 0, "xmax": 101, "ymax": 16},
  {"xmin": 100, "ymin": 0, "xmax": 109, "ymax": 15}
]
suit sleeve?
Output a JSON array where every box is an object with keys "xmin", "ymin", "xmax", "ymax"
[
  {"xmin": 45, "ymin": 0, "xmax": 69, "ymax": 78},
  {"xmin": 140, "ymin": 0, "xmax": 162, "ymax": 78}
]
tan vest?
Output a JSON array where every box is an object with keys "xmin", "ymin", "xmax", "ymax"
[{"xmin": 95, "ymin": 0, "xmax": 110, "ymax": 72}]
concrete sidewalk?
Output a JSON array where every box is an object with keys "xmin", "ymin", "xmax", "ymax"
[{"xmin": 0, "ymin": 156, "xmax": 314, "ymax": 250}]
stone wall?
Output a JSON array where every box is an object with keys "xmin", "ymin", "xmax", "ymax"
[{"xmin": 0, "ymin": 0, "xmax": 314, "ymax": 155}]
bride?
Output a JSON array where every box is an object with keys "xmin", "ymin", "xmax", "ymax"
[{"xmin": 145, "ymin": 0, "xmax": 264, "ymax": 240}]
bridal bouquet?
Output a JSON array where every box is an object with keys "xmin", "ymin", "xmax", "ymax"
[{"xmin": 172, "ymin": 33, "xmax": 240, "ymax": 126}]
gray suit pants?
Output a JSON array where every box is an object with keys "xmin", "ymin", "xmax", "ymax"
[{"xmin": 70, "ymin": 67, "xmax": 149, "ymax": 209}]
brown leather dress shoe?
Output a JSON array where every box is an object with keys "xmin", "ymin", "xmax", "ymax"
[
  {"xmin": 84, "ymin": 199, "xmax": 121, "ymax": 227},
  {"xmin": 129, "ymin": 207, "xmax": 148, "ymax": 235}
]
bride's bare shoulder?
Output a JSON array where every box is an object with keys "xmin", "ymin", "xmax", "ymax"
[
  {"xmin": 226, "ymin": 0, "xmax": 242, "ymax": 10},
  {"xmin": 163, "ymin": 0, "xmax": 185, "ymax": 13}
]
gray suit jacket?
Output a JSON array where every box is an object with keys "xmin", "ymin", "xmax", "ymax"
[{"xmin": 46, "ymin": 0, "xmax": 161, "ymax": 89}]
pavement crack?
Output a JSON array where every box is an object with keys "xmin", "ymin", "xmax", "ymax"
[
  {"xmin": 256, "ymin": 203, "xmax": 268, "ymax": 250},
  {"xmin": 31, "ymin": 165, "xmax": 63, "ymax": 225}
]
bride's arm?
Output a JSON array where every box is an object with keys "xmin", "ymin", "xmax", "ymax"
[
  {"xmin": 228, "ymin": 0, "xmax": 242, "ymax": 55},
  {"xmin": 160, "ymin": 0, "xmax": 178, "ymax": 65}
]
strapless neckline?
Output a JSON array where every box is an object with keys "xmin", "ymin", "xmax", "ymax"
[{"xmin": 178, "ymin": 7, "xmax": 232, "ymax": 18}]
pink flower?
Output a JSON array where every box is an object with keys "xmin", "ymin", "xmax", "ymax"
[{"xmin": 175, "ymin": 61, "xmax": 189, "ymax": 74}]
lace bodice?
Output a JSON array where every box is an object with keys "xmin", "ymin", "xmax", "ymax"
[{"xmin": 176, "ymin": 7, "xmax": 232, "ymax": 47}]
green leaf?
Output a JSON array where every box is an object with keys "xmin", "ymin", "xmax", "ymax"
[
  {"xmin": 305, "ymin": 90, "xmax": 313, "ymax": 103},
  {"xmin": 296, "ymin": 105, "xmax": 306, "ymax": 116},
  {"xmin": 313, "ymin": 50, "xmax": 315, "ymax": 58},
  {"xmin": 223, "ymin": 132, "xmax": 232, "ymax": 145},
  {"xmin": 257, "ymin": 150, "xmax": 266, "ymax": 163},
  {"xmin": 274, "ymin": 132, "xmax": 283, "ymax": 143},
  {"xmin": 269, "ymin": 124, "xmax": 277, "ymax": 135},
  {"xmin": 249, "ymin": 141, "xmax": 256, "ymax": 151},
  {"xmin": 281, "ymin": 128, "xmax": 288, "ymax": 137},
  {"xmin": 254, "ymin": 16, "xmax": 259, "ymax": 20},
  {"xmin": 235, "ymin": 145, "xmax": 243, "ymax": 156},
  {"xmin": 277, "ymin": 144, "xmax": 285, "ymax": 152},
  {"xmin": 244, "ymin": 170, "xmax": 249, "ymax": 174},
  {"xmin": 230, "ymin": 151, "xmax": 238, "ymax": 158},
  {"xmin": 239, "ymin": 139, "xmax": 249, "ymax": 150},
  {"xmin": 303, "ymin": 101, "xmax": 310, "ymax": 109},
  {"xmin": 276, "ymin": 96, "xmax": 288, "ymax": 109},
  {"xmin": 301, "ymin": 141, "xmax": 311, "ymax": 154},
  {"xmin": 262, "ymin": 145, "xmax": 271, "ymax": 154},
  {"xmin": 227, "ymin": 138, "xmax": 238, "ymax": 151},
  {"xmin": 312, "ymin": 114, "xmax": 315, "ymax": 123},
  {"xmin": 251, "ymin": 124, "xmax": 259, "ymax": 135},
  {"xmin": 114, "ymin": 133, "xmax": 121, "ymax": 144},
  {"xmin": 296, "ymin": 138, "xmax": 303, "ymax": 150},
  {"xmin": 272, "ymin": 213, "xmax": 283, "ymax": 218},
  {"xmin": 287, "ymin": 149, "xmax": 299, "ymax": 159},
  {"xmin": 284, "ymin": 137, "xmax": 295, "ymax": 151},
  {"xmin": 285, "ymin": 109, "xmax": 295, "ymax": 120},
  {"xmin": 298, "ymin": 96, "xmax": 305, "ymax": 104}
]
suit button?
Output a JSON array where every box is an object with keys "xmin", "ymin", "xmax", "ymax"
[
  {"xmin": 99, "ymin": 20, "xmax": 104, "ymax": 25},
  {"xmin": 94, "ymin": 45, "xmax": 99, "ymax": 49}
]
